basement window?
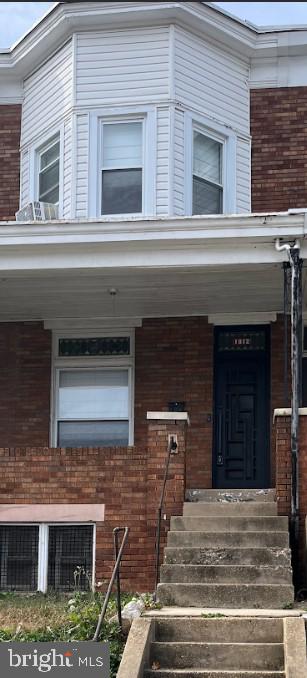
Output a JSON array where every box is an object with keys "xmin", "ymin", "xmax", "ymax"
[
  {"xmin": 0, "ymin": 526, "xmax": 39, "ymax": 591},
  {"xmin": 0, "ymin": 524, "xmax": 94, "ymax": 593}
]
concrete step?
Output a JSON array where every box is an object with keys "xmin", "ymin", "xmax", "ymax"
[
  {"xmin": 170, "ymin": 517, "xmax": 288, "ymax": 532},
  {"xmin": 154, "ymin": 618, "xmax": 283, "ymax": 643},
  {"xmin": 159, "ymin": 564, "xmax": 293, "ymax": 585},
  {"xmin": 183, "ymin": 502, "xmax": 278, "ymax": 516},
  {"xmin": 157, "ymin": 583, "xmax": 294, "ymax": 608},
  {"xmin": 164, "ymin": 547, "xmax": 292, "ymax": 567},
  {"xmin": 149, "ymin": 642, "xmax": 284, "ymax": 671},
  {"xmin": 186, "ymin": 489, "xmax": 276, "ymax": 503},
  {"xmin": 145, "ymin": 671, "xmax": 285, "ymax": 677},
  {"xmin": 167, "ymin": 532, "xmax": 289, "ymax": 548}
]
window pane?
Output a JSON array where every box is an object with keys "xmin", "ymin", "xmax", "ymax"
[
  {"xmin": 193, "ymin": 131, "xmax": 222, "ymax": 185},
  {"xmin": 101, "ymin": 168, "xmax": 142, "ymax": 214},
  {"xmin": 103, "ymin": 122, "xmax": 142, "ymax": 168},
  {"xmin": 193, "ymin": 175, "xmax": 223, "ymax": 215},
  {"xmin": 59, "ymin": 369, "xmax": 129, "ymax": 419},
  {"xmin": 58, "ymin": 420, "xmax": 129, "ymax": 446},
  {"xmin": 48, "ymin": 525, "xmax": 93, "ymax": 591},
  {"xmin": 40, "ymin": 140, "xmax": 60, "ymax": 170},
  {"xmin": 39, "ymin": 162, "xmax": 59, "ymax": 203},
  {"xmin": 0, "ymin": 526, "xmax": 39, "ymax": 591}
]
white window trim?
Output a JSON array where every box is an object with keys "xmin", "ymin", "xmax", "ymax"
[
  {"xmin": 29, "ymin": 124, "xmax": 64, "ymax": 217},
  {"xmin": 0, "ymin": 522, "xmax": 95, "ymax": 594},
  {"xmin": 50, "ymin": 329, "xmax": 135, "ymax": 447},
  {"xmin": 184, "ymin": 111, "xmax": 236, "ymax": 216},
  {"xmin": 88, "ymin": 106, "xmax": 156, "ymax": 218}
]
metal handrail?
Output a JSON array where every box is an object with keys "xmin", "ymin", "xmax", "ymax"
[
  {"xmin": 93, "ymin": 526, "xmax": 129, "ymax": 641},
  {"xmin": 154, "ymin": 436, "xmax": 178, "ymax": 599}
]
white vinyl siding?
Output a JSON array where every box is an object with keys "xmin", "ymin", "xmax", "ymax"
[
  {"xmin": 20, "ymin": 149, "xmax": 30, "ymax": 208},
  {"xmin": 173, "ymin": 108, "xmax": 185, "ymax": 216},
  {"xmin": 156, "ymin": 107, "xmax": 170, "ymax": 216},
  {"xmin": 21, "ymin": 41, "xmax": 73, "ymax": 147},
  {"xmin": 174, "ymin": 27, "xmax": 250, "ymax": 135},
  {"xmin": 237, "ymin": 136, "xmax": 251, "ymax": 213},
  {"xmin": 75, "ymin": 114, "xmax": 89, "ymax": 218},
  {"xmin": 75, "ymin": 27, "xmax": 170, "ymax": 106},
  {"xmin": 63, "ymin": 118, "xmax": 73, "ymax": 218}
]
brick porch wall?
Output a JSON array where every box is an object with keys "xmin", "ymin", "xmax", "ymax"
[
  {"xmin": 275, "ymin": 414, "xmax": 307, "ymax": 586},
  {"xmin": 251, "ymin": 87, "xmax": 307, "ymax": 212},
  {"xmin": 0, "ymin": 105, "xmax": 21, "ymax": 221},
  {"xmin": 0, "ymin": 418, "xmax": 186, "ymax": 592}
]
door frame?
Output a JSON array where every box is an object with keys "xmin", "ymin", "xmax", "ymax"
[{"xmin": 212, "ymin": 324, "xmax": 271, "ymax": 489}]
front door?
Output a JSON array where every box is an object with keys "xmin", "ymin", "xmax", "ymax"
[{"xmin": 213, "ymin": 326, "xmax": 270, "ymax": 489}]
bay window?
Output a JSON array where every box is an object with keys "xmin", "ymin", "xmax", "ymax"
[
  {"xmin": 37, "ymin": 134, "xmax": 60, "ymax": 204},
  {"xmin": 193, "ymin": 129, "xmax": 223, "ymax": 215},
  {"xmin": 101, "ymin": 121, "xmax": 143, "ymax": 215}
]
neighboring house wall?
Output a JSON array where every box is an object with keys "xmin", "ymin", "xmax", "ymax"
[
  {"xmin": 251, "ymin": 87, "xmax": 307, "ymax": 212},
  {"xmin": 0, "ymin": 105, "xmax": 21, "ymax": 221}
]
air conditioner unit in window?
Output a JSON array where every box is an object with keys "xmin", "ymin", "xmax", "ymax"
[{"xmin": 15, "ymin": 201, "xmax": 59, "ymax": 222}]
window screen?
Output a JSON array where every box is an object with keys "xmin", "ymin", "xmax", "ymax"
[
  {"xmin": 57, "ymin": 369, "xmax": 130, "ymax": 447},
  {"xmin": 0, "ymin": 526, "xmax": 39, "ymax": 591},
  {"xmin": 101, "ymin": 122, "xmax": 143, "ymax": 215},
  {"xmin": 48, "ymin": 525, "xmax": 93, "ymax": 591},
  {"xmin": 38, "ymin": 136, "xmax": 60, "ymax": 204},
  {"xmin": 192, "ymin": 131, "xmax": 223, "ymax": 215}
]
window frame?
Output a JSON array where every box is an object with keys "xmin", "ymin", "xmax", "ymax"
[
  {"xmin": 30, "ymin": 126, "xmax": 64, "ymax": 216},
  {"xmin": 50, "ymin": 329, "xmax": 135, "ymax": 447},
  {"xmin": 100, "ymin": 119, "xmax": 144, "ymax": 217},
  {"xmin": 88, "ymin": 107, "xmax": 156, "ymax": 218},
  {"xmin": 184, "ymin": 111, "xmax": 236, "ymax": 216},
  {"xmin": 37, "ymin": 134, "xmax": 61, "ymax": 205},
  {"xmin": 0, "ymin": 523, "xmax": 95, "ymax": 594}
]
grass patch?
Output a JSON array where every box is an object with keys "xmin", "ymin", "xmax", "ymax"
[{"xmin": 0, "ymin": 591, "xmax": 136, "ymax": 678}]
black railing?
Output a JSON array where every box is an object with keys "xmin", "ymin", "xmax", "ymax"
[
  {"xmin": 154, "ymin": 435, "xmax": 178, "ymax": 599},
  {"xmin": 93, "ymin": 526, "xmax": 129, "ymax": 641}
]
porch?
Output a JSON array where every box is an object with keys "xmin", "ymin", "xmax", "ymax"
[{"xmin": 0, "ymin": 210, "xmax": 306, "ymax": 591}]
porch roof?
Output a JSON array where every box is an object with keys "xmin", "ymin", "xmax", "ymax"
[{"xmin": 0, "ymin": 210, "xmax": 306, "ymax": 322}]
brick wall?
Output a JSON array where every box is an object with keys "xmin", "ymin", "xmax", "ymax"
[
  {"xmin": 251, "ymin": 87, "xmax": 307, "ymax": 212},
  {"xmin": 135, "ymin": 317, "xmax": 214, "ymax": 489},
  {"xmin": 275, "ymin": 414, "xmax": 307, "ymax": 586},
  {"xmin": 0, "ymin": 419, "xmax": 186, "ymax": 592},
  {"xmin": 0, "ymin": 322, "xmax": 51, "ymax": 446},
  {"xmin": 0, "ymin": 105, "xmax": 21, "ymax": 221},
  {"xmin": 0, "ymin": 316, "xmax": 287, "ymax": 487}
]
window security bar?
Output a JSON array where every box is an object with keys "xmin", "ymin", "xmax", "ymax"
[{"xmin": 93, "ymin": 526, "xmax": 129, "ymax": 641}]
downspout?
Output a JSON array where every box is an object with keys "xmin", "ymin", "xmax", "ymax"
[{"xmin": 275, "ymin": 239, "xmax": 302, "ymax": 580}]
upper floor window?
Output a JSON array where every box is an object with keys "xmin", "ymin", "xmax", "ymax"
[
  {"xmin": 100, "ymin": 121, "xmax": 143, "ymax": 215},
  {"xmin": 193, "ymin": 131, "xmax": 223, "ymax": 215},
  {"xmin": 37, "ymin": 134, "xmax": 60, "ymax": 204},
  {"xmin": 185, "ymin": 112, "xmax": 236, "ymax": 216}
]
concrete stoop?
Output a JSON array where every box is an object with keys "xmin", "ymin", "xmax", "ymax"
[
  {"xmin": 117, "ymin": 615, "xmax": 307, "ymax": 678},
  {"xmin": 157, "ymin": 489, "xmax": 294, "ymax": 609},
  {"xmin": 116, "ymin": 490, "xmax": 307, "ymax": 677}
]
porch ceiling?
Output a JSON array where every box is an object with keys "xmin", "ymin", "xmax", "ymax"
[{"xmin": 0, "ymin": 263, "xmax": 302, "ymax": 322}]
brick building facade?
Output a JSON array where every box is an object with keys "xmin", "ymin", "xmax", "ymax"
[{"xmin": 0, "ymin": 1, "xmax": 307, "ymax": 593}]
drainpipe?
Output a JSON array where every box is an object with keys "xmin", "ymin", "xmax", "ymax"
[{"xmin": 275, "ymin": 239, "xmax": 302, "ymax": 578}]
